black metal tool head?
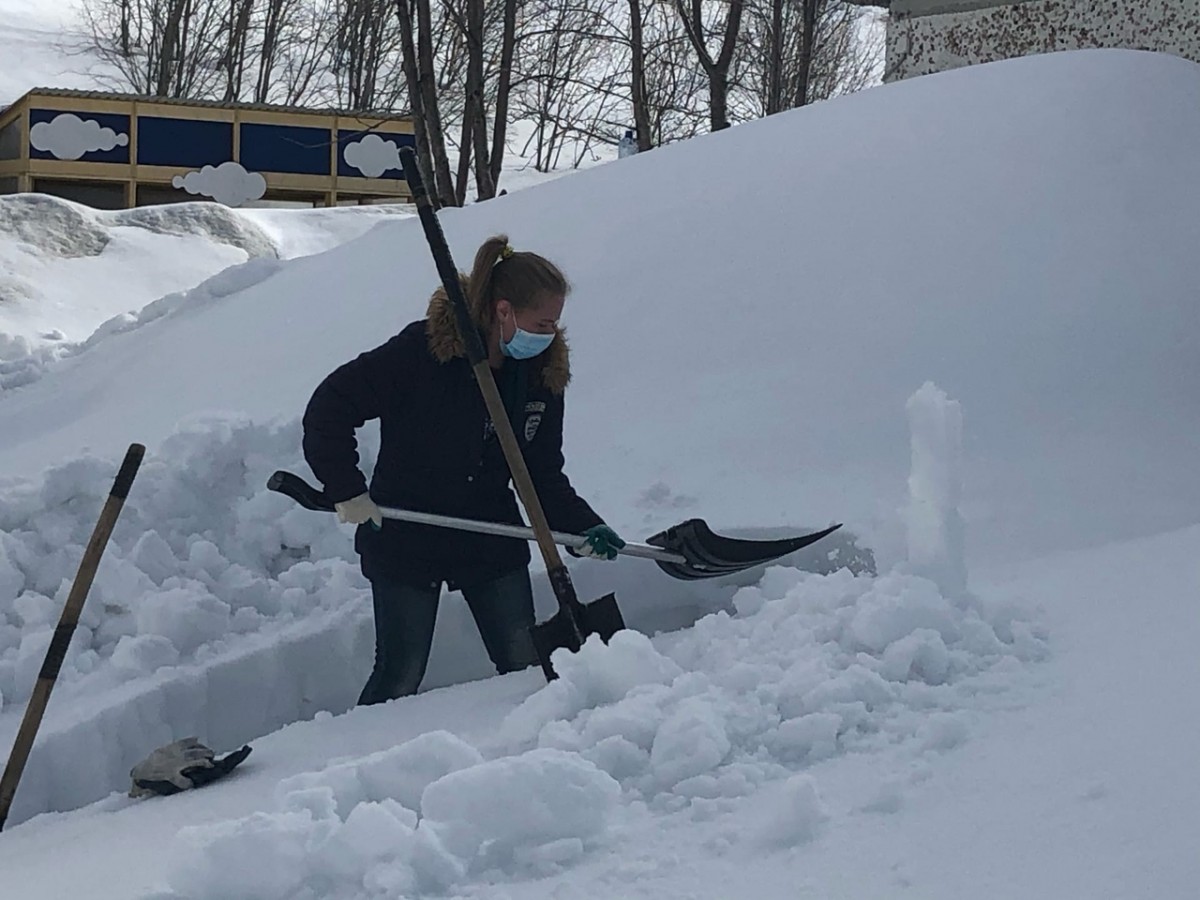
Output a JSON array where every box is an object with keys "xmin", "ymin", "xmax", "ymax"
[
  {"xmin": 646, "ymin": 519, "xmax": 843, "ymax": 580},
  {"xmin": 530, "ymin": 592, "xmax": 625, "ymax": 681}
]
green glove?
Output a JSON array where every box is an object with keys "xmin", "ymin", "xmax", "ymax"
[{"xmin": 578, "ymin": 524, "xmax": 626, "ymax": 561}]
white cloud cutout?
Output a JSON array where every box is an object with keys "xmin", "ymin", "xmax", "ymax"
[
  {"xmin": 172, "ymin": 161, "xmax": 267, "ymax": 207},
  {"xmin": 30, "ymin": 113, "xmax": 129, "ymax": 161},
  {"xmin": 343, "ymin": 134, "xmax": 401, "ymax": 178}
]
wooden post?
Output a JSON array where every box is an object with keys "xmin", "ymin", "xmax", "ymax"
[{"xmin": 0, "ymin": 444, "xmax": 145, "ymax": 832}]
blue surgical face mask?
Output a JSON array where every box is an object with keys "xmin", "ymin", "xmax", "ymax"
[{"xmin": 500, "ymin": 316, "xmax": 555, "ymax": 359}]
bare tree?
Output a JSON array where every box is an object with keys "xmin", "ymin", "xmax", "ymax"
[
  {"xmin": 488, "ymin": 0, "xmax": 518, "ymax": 189},
  {"xmin": 512, "ymin": 0, "xmax": 626, "ymax": 171},
  {"xmin": 737, "ymin": 0, "xmax": 880, "ymax": 118},
  {"xmin": 641, "ymin": 1, "xmax": 708, "ymax": 144},
  {"xmin": 628, "ymin": 0, "xmax": 652, "ymax": 150},
  {"xmin": 220, "ymin": 0, "xmax": 256, "ymax": 101},
  {"xmin": 416, "ymin": 0, "xmax": 458, "ymax": 205},
  {"xmin": 82, "ymin": 0, "xmax": 228, "ymax": 97},
  {"xmin": 672, "ymin": 0, "xmax": 745, "ymax": 131},
  {"xmin": 274, "ymin": 0, "xmax": 341, "ymax": 104},
  {"xmin": 330, "ymin": 0, "xmax": 404, "ymax": 109}
]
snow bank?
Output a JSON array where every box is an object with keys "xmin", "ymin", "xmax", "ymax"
[
  {"xmin": 165, "ymin": 733, "xmax": 620, "ymax": 898},
  {"xmin": 158, "ymin": 561, "xmax": 1045, "ymax": 898},
  {"xmin": 0, "ymin": 416, "xmax": 865, "ymax": 826},
  {"xmin": 499, "ymin": 567, "xmax": 1045, "ymax": 797},
  {"xmin": 0, "ymin": 194, "xmax": 409, "ymax": 370},
  {"xmin": 0, "ymin": 417, "xmax": 374, "ymax": 824}
]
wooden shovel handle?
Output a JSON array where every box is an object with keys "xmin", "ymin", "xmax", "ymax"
[{"xmin": 0, "ymin": 443, "xmax": 144, "ymax": 831}]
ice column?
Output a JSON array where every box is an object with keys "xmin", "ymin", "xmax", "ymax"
[{"xmin": 905, "ymin": 381, "xmax": 967, "ymax": 597}]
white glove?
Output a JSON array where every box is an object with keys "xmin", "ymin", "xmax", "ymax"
[
  {"xmin": 335, "ymin": 493, "xmax": 383, "ymax": 529},
  {"xmin": 129, "ymin": 737, "xmax": 215, "ymax": 797}
]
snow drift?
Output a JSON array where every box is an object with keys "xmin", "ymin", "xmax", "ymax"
[
  {"xmin": 1, "ymin": 48, "xmax": 1198, "ymax": 832},
  {"xmin": 0, "ymin": 193, "xmax": 411, "ymax": 369}
]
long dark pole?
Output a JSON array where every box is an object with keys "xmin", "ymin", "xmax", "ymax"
[{"xmin": 398, "ymin": 148, "xmax": 586, "ymax": 650}]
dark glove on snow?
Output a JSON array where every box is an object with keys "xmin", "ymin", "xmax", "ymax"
[{"xmin": 129, "ymin": 738, "xmax": 252, "ymax": 798}]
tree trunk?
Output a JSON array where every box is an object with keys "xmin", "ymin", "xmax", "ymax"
[
  {"xmin": 488, "ymin": 0, "xmax": 517, "ymax": 189},
  {"xmin": 157, "ymin": 0, "xmax": 187, "ymax": 95},
  {"xmin": 796, "ymin": 0, "xmax": 818, "ymax": 107},
  {"xmin": 673, "ymin": 0, "xmax": 744, "ymax": 132},
  {"xmin": 256, "ymin": 0, "xmax": 283, "ymax": 103},
  {"xmin": 464, "ymin": 0, "xmax": 494, "ymax": 200},
  {"xmin": 767, "ymin": 0, "xmax": 783, "ymax": 114},
  {"xmin": 395, "ymin": 0, "xmax": 439, "ymax": 206},
  {"xmin": 629, "ymin": 0, "xmax": 652, "ymax": 150},
  {"xmin": 455, "ymin": 113, "xmax": 473, "ymax": 205},
  {"xmin": 416, "ymin": 0, "xmax": 457, "ymax": 206}
]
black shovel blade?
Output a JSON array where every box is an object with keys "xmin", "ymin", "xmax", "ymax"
[
  {"xmin": 530, "ymin": 593, "xmax": 625, "ymax": 681},
  {"xmin": 646, "ymin": 519, "xmax": 844, "ymax": 580}
]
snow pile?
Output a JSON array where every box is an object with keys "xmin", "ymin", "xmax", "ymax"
[
  {"xmin": 498, "ymin": 568, "xmax": 1045, "ymax": 799},
  {"xmin": 0, "ymin": 412, "xmax": 864, "ymax": 826},
  {"xmin": 158, "ymin": 562, "xmax": 1046, "ymax": 898},
  {"xmin": 0, "ymin": 416, "xmax": 378, "ymax": 822},
  {"xmin": 0, "ymin": 194, "xmax": 410, "ymax": 367},
  {"xmin": 1, "ymin": 257, "xmax": 285, "ymax": 389},
  {"xmin": 163, "ymin": 732, "xmax": 621, "ymax": 898},
  {"xmin": 754, "ymin": 773, "xmax": 828, "ymax": 848}
]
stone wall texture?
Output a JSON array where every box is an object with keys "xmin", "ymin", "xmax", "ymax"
[{"xmin": 886, "ymin": 0, "xmax": 1200, "ymax": 80}]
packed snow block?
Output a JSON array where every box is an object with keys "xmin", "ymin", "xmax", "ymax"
[
  {"xmin": 493, "ymin": 561, "xmax": 1044, "ymax": 815},
  {"xmin": 306, "ymin": 799, "xmax": 422, "ymax": 891},
  {"xmin": 649, "ymin": 700, "xmax": 732, "ymax": 789},
  {"xmin": 754, "ymin": 774, "xmax": 828, "ymax": 848},
  {"xmin": 0, "ymin": 602, "xmax": 374, "ymax": 828},
  {"xmin": 135, "ymin": 587, "xmax": 231, "ymax": 656},
  {"xmin": 0, "ymin": 533, "xmax": 25, "ymax": 600},
  {"xmin": 418, "ymin": 748, "xmax": 621, "ymax": 871},
  {"xmin": 276, "ymin": 729, "xmax": 483, "ymax": 817},
  {"xmin": 767, "ymin": 712, "xmax": 843, "ymax": 763},
  {"xmin": 847, "ymin": 574, "xmax": 962, "ymax": 654},
  {"xmin": 499, "ymin": 630, "xmax": 681, "ymax": 751},
  {"xmin": 167, "ymin": 791, "xmax": 460, "ymax": 899},
  {"xmin": 169, "ymin": 747, "xmax": 619, "ymax": 898},
  {"xmin": 110, "ymin": 634, "xmax": 180, "ymax": 677},
  {"xmin": 168, "ymin": 809, "xmax": 319, "ymax": 900}
]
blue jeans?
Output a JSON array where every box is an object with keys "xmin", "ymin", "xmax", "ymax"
[{"xmin": 357, "ymin": 567, "xmax": 539, "ymax": 705}]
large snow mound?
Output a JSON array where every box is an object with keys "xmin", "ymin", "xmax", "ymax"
[
  {"xmin": 157, "ymin": 563, "xmax": 1045, "ymax": 899},
  {"xmin": 0, "ymin": 48, "xmax": 1197, "ymax": 827},
  {"xmin": 0, "ymin": 413, "xmax": 863, "ymax": 826},
  {"xmin": 2, "ymin": 49, "xmax": 1197, "ymax": 559},
  {"xmin": 0, "ymin": 193, "xmax": 412, "ymax": 366}
]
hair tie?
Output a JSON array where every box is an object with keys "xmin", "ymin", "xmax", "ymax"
[{"xmin": 499, "ymin": 244, "xmax": 515, "ymax": 261}]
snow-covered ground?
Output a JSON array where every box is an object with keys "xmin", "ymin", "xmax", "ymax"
[
  {"xmin": 0, "ymin": 195, "xmax": 415, "ymax": 369},
  {"xmin": 0, "ymin": 46, "xmax": 1198, "ymax": 900}
]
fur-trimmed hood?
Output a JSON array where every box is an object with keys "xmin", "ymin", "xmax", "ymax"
[{"xmin": 424, "ymin": 284, "xmax": 571, "ymax": 395}]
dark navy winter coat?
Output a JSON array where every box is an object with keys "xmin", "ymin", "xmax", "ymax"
[{"xmin": 301, "ymin": 291, "xmax": 604, "ymax": 591}]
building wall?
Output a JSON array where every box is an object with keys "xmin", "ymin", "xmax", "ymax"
[
  {"xmin": 0, "ymin": 118, "xmax": 22, "ymax": 160},
  {"xmin": 0, "ymin": 91, "xmax": 414, "ymax": 209},
  {"xmin": 886, "ymin": 0, "xmax": 1200, "ymax": 80}
]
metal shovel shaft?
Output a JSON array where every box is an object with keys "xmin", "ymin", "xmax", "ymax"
[{"xmin": 370, "ymin": 503, "xmax": 689, "ymax": 566}]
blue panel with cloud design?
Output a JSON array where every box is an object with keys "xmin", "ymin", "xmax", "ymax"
[
  {"xmin": 337, "ymin": 129, "xmax": 413, "ymax": 179},
  {"xmin": 29, "ymin": 110, "xmax": 131, "ymax": 163}
]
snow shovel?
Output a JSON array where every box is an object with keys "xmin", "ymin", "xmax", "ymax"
[
  {"xmin": 267, "ymin": 470, "xmax": 842, "ymax": 582},
  {"xmin": 392, "ymin": 145, "xmax": 627, "ymax": 680}
]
